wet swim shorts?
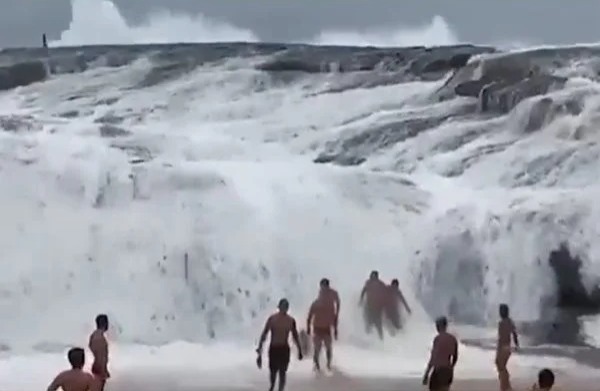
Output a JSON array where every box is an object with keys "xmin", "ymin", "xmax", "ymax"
[
  {"xmin": 429, "ymin": 366, "xmax": 453, "ymax": 391},
  {"xmin": 268, "ymin": 345, "xmax": 291, "ymax": 372}
]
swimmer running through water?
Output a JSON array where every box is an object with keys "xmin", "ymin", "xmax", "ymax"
[
  {"xmin": 47, "ymin": 347, "xmax": 94, "ymax": 391},
  {"xmin": 88, "ymin": 314, "xmax": 110, "ymax": 391},
  {"xmin": 385, "ymin": 278, "xmax": 412, "ymax": 331},
  {"xmin": 257, "ymin": 298, "xmax": 303, "ymax": 391},
  {"xmin": 359, "ymin": 270, "xmax": 387, "ymax": 339},
  {"xmin": 496, "ymin": 304, "xmax": 519, "ymax": 391},
  {"xmin": 423, "ymin": 316, "xmax": 459, "ymax": 391}
]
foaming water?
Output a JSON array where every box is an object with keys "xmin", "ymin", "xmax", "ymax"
[
  {"xmin": 0, "ymin": 340, "xmax": 587, "ymax": 391},
  {"xmin": 52, "ymin": 0, "xmax": 258, "ymax": 46},
  {"xmin": 312, "ymin": 15, "xmax": 458, "ymax": 47}
]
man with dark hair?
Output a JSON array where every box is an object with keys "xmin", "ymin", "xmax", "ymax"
[
  {"xmin": 89, "ymin": 314, "xmax": 110, "ymax": 391},
  {"xmin": 422, "ymin": 316, "xmax": 459, "ymax": 391},
  {"xmin": 532, "ymin": 368, "xmax": 555, "ymax": 390},
  {"xmin": 47, "ymin": 347, "xmax": 94, "ymax": 391},
  {"xmin": 496, "ymin": 304, "xmax": 519, "ymax": 391},
  {"xmin": 257, "ymin": 299, "xmax": 303, "ymax": 391}
]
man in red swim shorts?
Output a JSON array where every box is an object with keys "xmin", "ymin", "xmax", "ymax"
[{"xmin": 307, "ymin": 290, "xmax": 337, "ymax": 372}]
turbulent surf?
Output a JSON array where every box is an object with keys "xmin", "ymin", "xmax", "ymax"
[{"xmin": 3, "ymin": 7, "xmax": 600, "ymax": 367}]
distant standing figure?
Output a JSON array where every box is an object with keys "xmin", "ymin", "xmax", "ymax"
[
  {"xmin": 531, "ymin": 368, "xmax": 555, "ymax": 391},
  {"xmin": 359, "ymin": 270, "xmax": 387, "ymax": 339},
  {"xmin": 307, "ymin": 290, "xmax": 337, "ymax": 372},
  {"xmin": 42, "ymin": 33, "xmax": 48, "ymax": 49},
  {"xmin": 318, "ymin": 278, "xmax": 340, "ymax": 337},
  {"xmin": 47, "ymin": 347, "xmax": 94, "ymax": 391},
  {"xmin": 88, "ymin": 314, "xmax": 110, "ymax": 391},
  {"xmin": 422, "ymin": 316, "xmax": 459, "ymax": 391},
  {"xmin": 384, "ymin": 278, "xmax": 412, "ymax": 331},
  {"xmin": 496, "ymin": 304, "xmax": 519, "ymax": 391},
  {"xmin": 256, "ymin": 298, "xmax": 303, "ymax": 391}
]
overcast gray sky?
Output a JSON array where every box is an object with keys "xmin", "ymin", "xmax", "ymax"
[{"xmin": 2, "ymin": 0, "xmax": 600, "ymax": 48}]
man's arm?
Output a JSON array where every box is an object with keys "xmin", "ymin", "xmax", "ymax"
[
  {"xmin": 46, "ymin": 373, "xmax": 63, "ymax": 391},
  {"xmin": 257, "ymin": 317, "xmax": 271, "ymax": 354},
  {"xmin": 511, "ymin": 321, "xmax": 520, "ymax": 348},
  {"xmin": 334, "ymin": 291, "xmax": 341, "ymax": 319},
  {"xmin": 398, "ymin": 290, "xmax": 411, "ymax": 314},
  {"xmin": 422, "ymin": 337, "xmax": 437, "ymax": 383},
  {"xmin": 451, "ymin": 337, "xmax": 459, "ymax": 367},
  {"xmin": 306, "ymin": 305, "xmax": 314, "ymax": 334},
  {"xmin": 291, "ymin": 320, "xmax": 303, "ymax": 358},
  {"xmin": 359, "ymin": 284, "xmax": 367, "ymax": 303}
]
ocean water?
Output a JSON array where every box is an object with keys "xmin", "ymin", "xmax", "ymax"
[{"xmin": 2, "ymin": 0, "xmax": 600, "ymax": 390}]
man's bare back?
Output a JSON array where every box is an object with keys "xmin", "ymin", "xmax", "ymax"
[
  {"xmin": 431, "ymin": 332, "xmax": 459, "ymax": 368},
  {"xmin": 497, "ymin": 318, "xmax": 517, "ymax": 348},
  {"xmin": 47, "ymin": 347, "xmax": 93, "ymax": 391},
  {"xmin": 266, "ymin": 312, "xmax": 297, "ymax": 346},
  {"xmin": 423, "ymin": 317, "xmax": 458, "ymax": 391},
  {"xmin": 47, "ymin": 369, "xmax": 94, "ymax": 391},
  {"xmin": 257, "ymin": 299, "xmax": 302, "ymax": 391}
]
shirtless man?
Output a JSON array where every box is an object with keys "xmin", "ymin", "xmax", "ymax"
[
  {"xmin": 47, "ymin": 347, "xmax": 94, "ymax": 391},
  {"xmin": 257, "ymin": 298, "xmax": 303, "ymax": 391},
  {"xmin": 318, "ymin": 278, "xmax": 340, "ymax": 335},
  {"xmin": 307, "ymin": 290, "xmax": 337, "ymax": 372},
  {"xmin": 496, "ymin": 304, "xmax": 519, "ymax": 391},
  {"xmin": 385, "ymin": 278, "xmax": 412, "ymax": 331},
  {"xmin": 359, "ymin": 270, "xmax": 387, "ymax": 339},
  {"xmin": 422, "ymin": 316, "xmax": 459, "ymax": 391},
  {"xmin": 88, "ymin": 314, "xmax": 110, "ymax": 391}
]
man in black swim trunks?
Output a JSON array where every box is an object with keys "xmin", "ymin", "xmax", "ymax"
[
  {"xmin": 257, "ymin": 298, "xmax": 303, "ymax": 391},
  {"xmin": 422, "ymin": 316, "xmax": 459, "ymax": 391}
]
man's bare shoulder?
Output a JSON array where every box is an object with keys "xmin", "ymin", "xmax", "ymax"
[
  {"xmin": 54, "ymin": 370, "xmax": 69, "ymax": 380},
  {"xmin": 450, "ymin": 333, "xmax": 459, "ymax": 345},
  {"xmin": 89, "ymin": 330, "xmax": 105, "ymax": 340}
]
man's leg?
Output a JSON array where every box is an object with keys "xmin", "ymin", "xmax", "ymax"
[
  {"xmin": 277, "ymin": 347, "xmax": 291, "ymax": 391},
  {"xmin": 364, "ymin": 305, "xmax": 372, "ymax": 334},
  {"xmin": 324, "ymin": 335, "xmax": 333, "ymax": 370},
  {"xmin": 313, "ymin": 334, "xmax": 323, "ymax": 371},
  {"xmin": 374, "ymin": 308, "xmax": 384, "ymax": 340},
  {"xmin": 495, "ymin": 347, "xmax": 512, "ymax": 391},
  {"xmin": 268, "ymin": 347, "xmax": 278, "ymax": 391}
]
